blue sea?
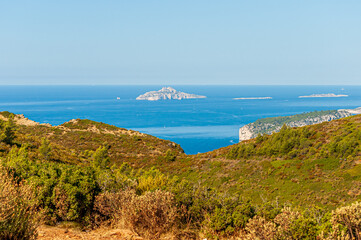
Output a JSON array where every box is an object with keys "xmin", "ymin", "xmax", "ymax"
[{"xmin": 0, "ymin": 85, "xmax": 360, "ymax": 154}]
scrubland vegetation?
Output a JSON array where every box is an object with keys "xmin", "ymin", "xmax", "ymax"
[{"xmin": 1, "ymin": 111, "xmax": 361, "ymax": 239}]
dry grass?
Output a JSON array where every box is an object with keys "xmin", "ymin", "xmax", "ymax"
[
  {"xmin": 95, "ymin": 190, "xmax": 177, "ymax": 240},
  {"xmin": 331, "ymin": 202, "xmax": 361, "ymax": 239},
  {"xmin": 0, "ymin": 166, "xmax": 38, "ymax": 240}
]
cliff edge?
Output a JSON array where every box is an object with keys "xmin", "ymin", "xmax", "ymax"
[{"xmin": 239, "ymin": 108, "xmax": 361, "ymax": 141}]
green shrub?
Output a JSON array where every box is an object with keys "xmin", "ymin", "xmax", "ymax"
[
  {"xmin": 0, "ymin": 119, "xmax": 16, "ymax": 145},
  {"xmin": 205, "ymin": 200, "xmax": 255, "ymax": 236},
  {"xmin": 164, "ymin": 149, "xmax": 177, "ymax": 162},
  {"xmin": 2, "ymin": 147, "xmax": 100, "ymax": 224},
  {"xmin": 39, "ymin": 137, "xmax": 52, "ymax": 161},
  {"xmin": 136, "ymin": 168, "xmax": 171, "ymax": 194}
]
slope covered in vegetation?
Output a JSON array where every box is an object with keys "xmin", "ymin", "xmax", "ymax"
[{"xmin": 1, "ymin": 111, "xmax": 361, "ymax": 239}]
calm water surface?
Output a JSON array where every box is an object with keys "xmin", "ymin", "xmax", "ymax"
[{"xmin": 0, "ymin": 85, "xmax": 360, "ymax": 154}]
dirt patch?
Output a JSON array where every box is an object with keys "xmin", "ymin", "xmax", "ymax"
[{"xmin": 37, "ymin": 225, "xmax": 143, "ymax": 240}]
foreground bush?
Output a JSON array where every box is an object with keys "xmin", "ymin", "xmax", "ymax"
[
  {"xmin": 124, "ymin": 190, "xmax": 177, "ymax": 239},
  {"xmin": 331, "ymin": 201, "xmax": 361, "ymax": 239},
  {"xmin": 242, "ymin": 207, "xmax": 323, "ymax": 240},
  {"xmin": 204, "ymin": 198, "xmax": 255, "ymax": 237},
  {"xmin": 243, "ymin": 216, "xmax": 277, "ymax": 240},
  {"xmin": 0, "ymin": 167, "xmax": 38, "ymax": 240},
  {"xmin": 95, "ymin": 190, "xmax": 177, "ymax": 239},
  {"xmin": 3, "ymin": 146, "xmax": 100, "ymax": 224}
]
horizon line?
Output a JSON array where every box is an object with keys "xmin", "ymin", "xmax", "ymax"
[{"xmin": 0, "ymin": 84, "xmax": 361, "ymax": 86}]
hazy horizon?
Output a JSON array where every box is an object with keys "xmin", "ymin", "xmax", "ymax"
[
  {"xmin": 1, "ymin": 1, "xmax": 360, "ymax": 85},
  {"xmin": 1, "ymin": 83, "xmax": 361, "ymax": 86}
]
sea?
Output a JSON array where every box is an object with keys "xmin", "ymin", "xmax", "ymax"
[{"xmin": 0, "ymin": 85, "xmax": 360, "ymax": 154}]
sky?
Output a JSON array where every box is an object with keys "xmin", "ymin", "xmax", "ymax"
[{"xmin": 0, "ymin": 1, "xmax": 360, "ymax": 85}]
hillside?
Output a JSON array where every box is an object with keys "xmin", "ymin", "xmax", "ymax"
[
  {"xmin": 239, "ymin": 109, "xmax": 355, "ymax": 141},
  {"xmin": 2, "ymin": 110, "xmax": 361, "ymax": 209},
  {"xmin": 0, "ymin": 111, "xmax": 183, "ymax": 167},
  {"xmin": 161, "ymin": 114, "xmax": 361, "ymax": 210},
  {"xmin": 1, "ymin": 111, "xmax": 361, "ymax": 239}
]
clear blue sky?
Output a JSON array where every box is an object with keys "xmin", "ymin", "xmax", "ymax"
[{"xmin": 0, "ymin": 1, "xmax": 360, "ymax": 85}]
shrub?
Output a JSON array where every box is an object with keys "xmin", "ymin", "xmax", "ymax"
[
  {"xmin": 164, "ymin": 149, "xmax": 177, "ymax": 162},
  {"xmin": 331, "ymin": 201, "xmax": 361, "ymax": 239},
  {"xmin": 92, "ymin": 146, "xmax": 110, "ymax": 169},
  {"xmin": 3, "ymin": 148, "xmax": 100, "ymax": 225},
  {"xmin": 205, "ymin": 199, "xmax": 255, "ymax": 236},
  {"xmin": 136, "ymin": 168, "xmax": 170, "ymax": 194},
  {"xmin": 242, "ymin": 207, "xmax": 322, "ymax": 240},
  {"xmin": 243, "ymin": 216, "xmax": 277, "ymax": 240},
  {"xmin": 122, "ymin": 190, "xmax": 177, "ymax": 239},
  {"xmin": 0, "ymin": 167, "xmax": 38, "ymax": 240},
  {"xmin": 95, "ymin": 190, "xmax": 177, "ymax": 239},
  {"xmin": 169, "ymin": 180, "xmax": 219, "ymax": 228},
  {"xmin": 257, "ymin": 201, "xmax": 282, "ymax": 221},
  {"xmin": 274, "ymin": 207, "xmax": 318, "ymax": 240},
  {"xmin": 0, "ymin": 119, "xmax": 16, "ymax": 145},
  {"xmin": 39, "ymin": 137, "xmax": 52, "ymax": 161},
  {"xmin": 93, "ymin": 191, "xmax": 127, "ymax": 226}
]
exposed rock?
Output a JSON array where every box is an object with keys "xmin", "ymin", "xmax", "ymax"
[
  {"xmin": 341, "ymin": 107, "xmax": 361, "ymax": 115},
  {"xmin": 136, "ymin": 87, "xmax": 206, "ymax": 101},
  {"xmin": 239, "ymin": 109, "xmax": 358, "ymax": 141},
  {"xmin": 0, "ymin": 113, "xmax": 51, "ymax": 127}
]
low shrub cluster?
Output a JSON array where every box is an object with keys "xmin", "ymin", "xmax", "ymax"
[
  {"xmin": 227, "ymin": 123, "xmax": 361, "ymax": 160},
  {"xmin": 4, "ymin": 141, "xmax": 361, "ymax": 239}
]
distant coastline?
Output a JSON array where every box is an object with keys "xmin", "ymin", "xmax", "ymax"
[
  {"xmin": 299, "ymin": 93, "xmax": 348, "ymax": 98},
  {"xmin": 239, "ymin": 107, "xmax": 361, "ymax": 142}
]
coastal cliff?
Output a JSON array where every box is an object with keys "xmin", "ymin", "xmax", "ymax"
[
  {"xmin": 136, "ymin": 87, "xmax": 206, "ymax": 101},
  {"xmin": 239, "ymin": 108, "xmax": 361, "ymax": 141}
]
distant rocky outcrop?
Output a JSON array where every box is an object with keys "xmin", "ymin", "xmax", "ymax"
[
  {"xmin": 136, "ymin": 87, "xmax": 206, "ymax": 101},
  {"xmin": 239, "ymin": 108, "xmax": 360, "ymax": 141}
]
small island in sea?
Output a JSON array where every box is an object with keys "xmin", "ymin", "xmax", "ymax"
[
  {"xmin": 298, "ymin": 93, "xmax": 349, "ymax": 98},
  {"xmin": 136, "ymin": 87, "xmax": 206, "ymax": 101},
  {"xmin": 234, "ymin": 97, "xmax": 272, "ymax": 100}
]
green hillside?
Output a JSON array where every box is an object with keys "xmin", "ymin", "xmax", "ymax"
[{"xmin": 1, "ymin": 111, "xmax": 361, "ymax": 239}]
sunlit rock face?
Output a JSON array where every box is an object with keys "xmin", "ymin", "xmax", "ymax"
[
  {"xmin": 136, "ymin": 87, "xmax": 206, "ymax": 101},
  {"xmin": 239, "ymin": 109, "xmax": 356, "ymax": 142}
]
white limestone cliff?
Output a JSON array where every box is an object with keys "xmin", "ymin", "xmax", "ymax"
[{"xmin": 136, "ymin": 87, "xmax": 206, "ymax": 101}]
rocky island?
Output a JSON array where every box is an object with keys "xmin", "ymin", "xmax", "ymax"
[
  {"xmin": 136, "ymin": 87, "xmax": 206, "ymax": 101},
  {"xmin": 239, "ymin": 108, "xmax": 361, "ymax": 141}
]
